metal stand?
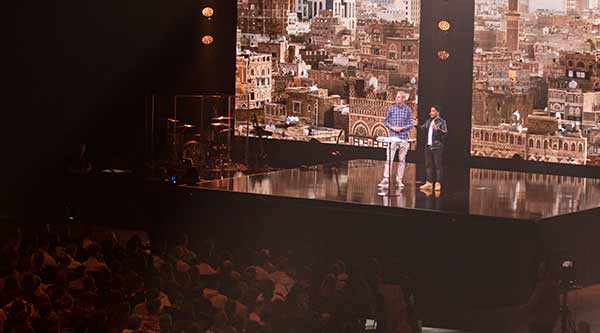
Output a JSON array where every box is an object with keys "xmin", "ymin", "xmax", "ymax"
[
  {"xmin": 378, "ymin": 140, "xmax": 403, "ymax": 197},
  {"xmin": 559, "ymin": 288, "xmax": 576, "ymax": 333}
]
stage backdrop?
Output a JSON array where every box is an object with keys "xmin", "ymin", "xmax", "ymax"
[
  {"xmin": 233, "ymin": 0, "xmax": 422, "ymax": 150},
  {"xmin": 470, "ymin": 0, "xmax": 600, "ymax": 168}
]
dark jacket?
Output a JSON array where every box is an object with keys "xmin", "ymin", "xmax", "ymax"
[{"xmin": 419, "ymin": 117, "xmax": 447, "ymax": 149}]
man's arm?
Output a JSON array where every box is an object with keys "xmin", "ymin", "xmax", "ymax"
[
  {"xmin": 400, "ymin": 107, "xmax": 414, "ymax": 133},
  {"xmin": 384, "ymin": 107, "xmax": 392, "ymax": 129},
  {"xmin": 384, "ymin": 107, "xmax": 402, "ymax": 133},
  {"xmin": 437, "ymin": 119, "xmax": 448, "ymax": 134}
]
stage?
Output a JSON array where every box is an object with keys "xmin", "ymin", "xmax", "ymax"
[
  {"xmin": 171, "ymin": 159, "xmax": 600, "ymax": 329},
  {"xmin": 191, "ymin": 159, "xmax": 600, "ymax": 221}
]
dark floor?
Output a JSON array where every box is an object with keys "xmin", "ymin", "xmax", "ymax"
[{"xmin": 190, "ymin": 159, "xmax": 600, "ymax": 221}]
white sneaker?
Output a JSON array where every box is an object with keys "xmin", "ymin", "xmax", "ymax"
[{"xmin": 378, "ymin": 178, "xmax": 389, "ymax": 187}]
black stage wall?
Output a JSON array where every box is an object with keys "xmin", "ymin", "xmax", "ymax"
[
  {"xmin": 6, "ymin": 0, "xmax": 236, "ymax": 217},
  {"xmin": 417, "ymin": 0, "xmax": 475, "ymax": 193}
]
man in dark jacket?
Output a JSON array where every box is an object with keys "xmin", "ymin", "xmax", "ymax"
[{"xmin": 417, "ymin": 106, "xmax": 447, "ymax": 191}]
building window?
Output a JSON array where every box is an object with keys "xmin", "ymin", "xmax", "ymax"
[
  {"xmin": 293, "ymin": 101, "xmax": 301, "ymax": 113},
  {"xmin": 579, "ymin": 144, "xmax": 583, "ymax": 152},
  {"xmin": 563, "ymin": 142, "xmax": 568, "ymax": 150},
  {"xmin": 544, "ymin": 141, "xmax": 548, "ymax": 149},
  {"xmin": 571, "ymin": 143, "xmax": 576, "ymax": 151},
  {"xmin": 536, "ymin": 140, "xmax": 541, "ymax": 149}
]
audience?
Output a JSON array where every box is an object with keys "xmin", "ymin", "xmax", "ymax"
[{"xmin": 0, "ymin": 227, "xmax": 416, "ymax": 333}]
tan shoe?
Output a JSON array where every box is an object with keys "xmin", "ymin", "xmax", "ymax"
[
  {"xmin": 419, "ymin": 182, "xmax": 433, "ymax": 190},
  {"xmin": 434, "ymin": 183, "xmax": 442, "ymax": 191}
]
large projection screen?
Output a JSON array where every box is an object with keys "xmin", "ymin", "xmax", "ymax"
[
  {"xmin": 234, "ymin": 0, "xmax": 421, "ymax": 150},
  {"xmin": 471, "ymin": 0, "xmax": 600, "ymax": 166}
]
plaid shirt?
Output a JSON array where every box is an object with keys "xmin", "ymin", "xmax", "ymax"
[{"xmin": 384, "ymin": 103, "xmax": 413, "ymax": 140}]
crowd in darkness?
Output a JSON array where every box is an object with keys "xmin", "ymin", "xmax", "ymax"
[{"xmin": 0, "ymin": 226, "xmax": 420, "ymax": 333}]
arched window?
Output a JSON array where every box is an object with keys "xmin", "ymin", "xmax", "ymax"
[
  {"xmin": 485, "ymin": 133, "xmax": 489, "ymax": 141},
  {"xmin": 571, "ymin": 143, "xmax": 576, "ymax": 151},
  {"xmin": 389, "ymin": 44, "xmax": 397, "ymax": 60},
  {"xmin": 564, "ymin": 142, "xmax": 569, "ymax": 150},
  {"xmin": 579, "ymin": 144, "xmax": 584, "ymax": 152},
  {"xmin": 577, "ymin": 61, "xmax": 585, "ymax": 68},
  {"xmin": 510, "ymin": 136, "xmax": 514, "ymax": 144},
  {"xmin": 536, "ymin": 140, "xmax": 541, "ymax": 149},
  {"xmin": 492, "ymin": 133, "xmax": 497, "ymax": 142},
  {"xmin": 354, "ymin": 124, "xmax": 368, "ymax": 137},
  {"xmin": 529, "ymin": 139, "xmax": 534, "ymax": 147},
  {"xmin": 544, "ymin": 141, "xmax": 548, "ymax": 149},
  {"xmin": 518, "ymin": 137, "xmax": 523, "ymax": 145}
]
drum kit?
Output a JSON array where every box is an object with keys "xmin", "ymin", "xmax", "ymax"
[{"xmin": 166, "ymin": 115, "xmax": 235, "ymax": 170}]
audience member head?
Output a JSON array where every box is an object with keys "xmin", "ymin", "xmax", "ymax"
[{"xmin": 159, "ymin": 314, "xmax": 173, "ymax": 332}]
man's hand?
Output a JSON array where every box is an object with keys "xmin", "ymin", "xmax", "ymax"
[
  {"xmin": 391, "ymin": 126, "xmax": 402, "ymax": 132},
  {"xmin": 431, "ymin": 122, "xmax": 437, "ymax": 130}
]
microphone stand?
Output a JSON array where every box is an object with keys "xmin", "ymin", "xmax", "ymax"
[{"xmin": 378, "ymin": 137, "xmax": 402, "ymax": 198}]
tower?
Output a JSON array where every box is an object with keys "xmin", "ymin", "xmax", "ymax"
[
  {"xmin": 505, "ymin": 0, "xmax": 520, "ymax": 52},
  {"xmin": 518, "ymin": 0, "xmax": 529, "ymax": 15}
]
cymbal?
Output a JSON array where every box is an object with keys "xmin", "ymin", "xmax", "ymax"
[
  {"xmin": 211, "ymin": 122, "xmax": 230, "ymax": 127},
  {"xmin": 167, "ymin": 118, "xmax": 180, "ymax": 123},
  {"xmin": 212, "ymin": 116, "xmax": 233, "ymax": 120},
  {"xmin": 177, "ymin": 124, "xmax": 197, "ymax": 128}
]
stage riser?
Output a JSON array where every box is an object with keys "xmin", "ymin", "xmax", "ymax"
[{"xmin": 165, "ymin": 187, "xmax": 541, "ymax": 327}]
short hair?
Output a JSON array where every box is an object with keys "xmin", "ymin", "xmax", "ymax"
[{"xmin": 431, "ymin": 105, "xmax": 442, "ymax": 113}]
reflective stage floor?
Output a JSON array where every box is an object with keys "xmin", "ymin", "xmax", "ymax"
[{"xmin": 192, "ymin": 159, "xmax": 600, "ymax": 220}]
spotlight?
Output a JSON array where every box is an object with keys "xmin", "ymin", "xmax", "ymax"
[
  {"xmin": 202, "ymin": 35, "xmax": 214, "ymax": 45},
  {"xmin": 438, "ymin": 20, "xmax": 451, "ymax": 31},
  {"xmin": 437, "ymin": 50, "xmax": 450, "ymax": 60},
  {"xmin": 202, "ymin": 7, "xmax": 214, "ymax": 18}
]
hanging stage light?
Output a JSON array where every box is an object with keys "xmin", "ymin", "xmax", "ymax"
[{"xmin": 202, "ymin": 35, "xmax": 214, "ymax": 45}]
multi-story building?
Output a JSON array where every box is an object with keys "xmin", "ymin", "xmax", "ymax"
[
  {"xmin": 565, "ymin": 0, "xmax": 588, "ymax": 15},
  {"xmin": 561, "ymin": 51, "xmax": 600, "ymax": 90},
  {"xmin": 256, "ymin": 40, "xmax": 289, "ymax": 74},
  {"xmin": 295, "ymin": 0, "xmax": 356, "ymax": 30},
  {"xmin": 238, "ymin": 0, "xmax": 289, "ymax": 37},
  {"xmin": 286, "ymin": 13, "xmax": 311, "ymax": 35},
  {"xmin": 236, "ymin": 52, "xmax": 273, "ymax": 109},
  {"xmin": 474, "ymin": 28, "xmax": 505, "ymax": 51},
  {"xmin": 309, "ymin": 11, "xmax": 347, "ymax": 46},
  {"xmin": 472, "ymin": 87, "xmax": 534, "ymax": 126},
  {"xmin": 473, "ymin": 51, "xmax": 511, "ymax": 91},
  {"xmin": 471, "ymin": 117, "xmax": 588, "ymax": 164},
  {"xmin": 300, "ymin": 47, "xmax": 329, "ymax": 68},
  {"xmin": 410, "ymin": 0, "xmax": 420, "ymax": 26},
  {"xmin": 283, "ymin": 86, "xmax": 342, "ymax": 126},
  {"xmin": 331, "ymin": 0, "xmax": 357, "ymax": 31},
  {"xmin": 547, "ymin": 85, "xmax": 600, "ymax": 124},
  {"xmin": 519, "ymin": 0, "xmax": 529, "ymax": 15}
]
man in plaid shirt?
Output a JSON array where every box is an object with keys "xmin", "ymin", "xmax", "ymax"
[{"xmin": 379, "ymin": 91, "xmax": 414, "ymax": 188}]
